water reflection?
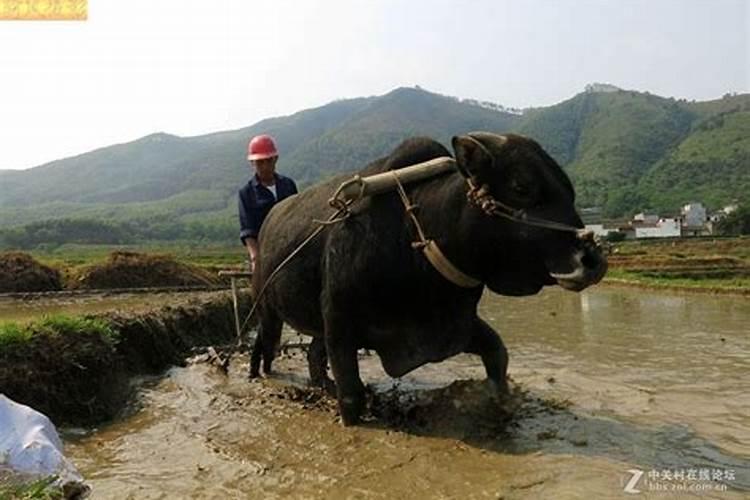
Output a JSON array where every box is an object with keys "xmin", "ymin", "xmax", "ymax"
[{"xmin": 481, "ymin": 287, "xmax": 750, "ymax": 461}]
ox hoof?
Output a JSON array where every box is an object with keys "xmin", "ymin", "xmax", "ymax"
[
  {"xmin": 323, "ymin": 378, "xmax": 338, "ymax": 397},
  {"xmin": 486, "ymin": 378, "xmax": 510, "ymax": 401},
  {"xmin": 338, "ymin": 395, "xmax": 365, "ymax": 426},
  {"xmin": 311, "ymin": 377, "xmax": 337, "ymax": 397},
  {"xmin": 324, "ymin": 379, "xmax": 338, "ymax": 397},
  {"xmin": 248, "ymin": 367, "xmax": 261, "ymax": 379}
]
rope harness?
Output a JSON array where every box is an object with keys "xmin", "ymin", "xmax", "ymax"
[
  {"xmin": 465, "ymin": 179, "xmax": 582, "ymax": 234},
  {"xmin": 392, "ymin": 172, "xmax": 482, "ymax": 288}
]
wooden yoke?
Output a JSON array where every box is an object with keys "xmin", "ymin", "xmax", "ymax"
[{"xmin": 330, "ymin": 156, "xmax": 456, "ymax": 206}]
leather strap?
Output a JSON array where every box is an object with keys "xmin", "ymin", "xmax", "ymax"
[
  {"xmin": 422, "ymin": 240, "xmax": 482, "ymax": 288},
  {"xmin": 391, "ymin": 171, "xmax": 482, "ymax": 289}
]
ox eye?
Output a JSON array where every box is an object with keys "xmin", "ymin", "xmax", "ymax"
[{"xmin": 511, "ymin": 180, "xmax": 531, "ymax": 197}]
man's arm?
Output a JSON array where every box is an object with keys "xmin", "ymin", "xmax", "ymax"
[
  {"xmin": 244, "ymin": 237, "xmax": 259, "ymax": 272},
  {"xmin": 238, "ymin": 188, "xmax": 261, "ymax": 272}
]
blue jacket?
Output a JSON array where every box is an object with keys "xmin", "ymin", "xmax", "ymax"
[{"xmin": 238, "ymin": 173, "xmax": 298, "ymax": 243}]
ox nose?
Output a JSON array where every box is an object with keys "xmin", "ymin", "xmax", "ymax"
[
  {"xmin": 576, "ymin": 231, "xmax": 607, "ymax": 281},
  {"xmin": 549, "ymin": 230, "xmax": 608, "ymax": 289}
]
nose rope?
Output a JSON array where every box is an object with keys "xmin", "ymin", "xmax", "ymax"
[{"xmin": 465, "ymin": 178, "xmax": 583, "ymax": 235}]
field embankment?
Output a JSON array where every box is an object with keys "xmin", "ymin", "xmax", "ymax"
[
  {"xmin": 0, "ymin": 291, "xmax": 247, "ymax": 425},
  {"xmin": 605, "ymin": 236, "xmax": 750, "ymax": 294}
]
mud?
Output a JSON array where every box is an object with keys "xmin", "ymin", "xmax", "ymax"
[
  {"xmin": 0, "ymin": 251, "xmax": 62, "ymax": 293},
  {"xmin": 68, "ymin": 251, "xmax": 221, "ymax": 290},
  {"xmin": 62, "ymin": 287, "xmax": 750, "ymax": 498}
]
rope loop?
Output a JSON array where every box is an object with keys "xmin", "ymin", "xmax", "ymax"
[{"xmin": 466, "ymin": 179, "xmax": 581, "ymax": 234}]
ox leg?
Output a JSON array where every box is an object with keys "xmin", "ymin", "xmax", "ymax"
[
  {"xmin": 249, "ymin": 312, "xmax": 283, "ymax": 378},
  {"xmin": 307, "ymin": 336, "xmax": 336, "ymax": 395},
  {"xmin": 249, "ymin": 331, "xmax": 263, "ymax": 379},
  {"xmin": 466, "ymin": 318, "xmax": 510, "ymax": 396},
  {"xmin": 324, "ymin": 313, "xmax": 366, "ymax": 426}
]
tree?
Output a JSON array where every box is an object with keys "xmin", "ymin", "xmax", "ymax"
[{"xmin": 716, "ymin": 206, "xmax": 750, "ymax": 235}]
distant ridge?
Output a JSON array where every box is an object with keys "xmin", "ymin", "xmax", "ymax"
[{"xmin": 1, "ymin": 85, "xmax": 748, "ymax": 242}]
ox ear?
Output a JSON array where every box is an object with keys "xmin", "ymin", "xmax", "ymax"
[{"xmin": 451, "ymin": 135, "xmax": 493, "ymax": 179}]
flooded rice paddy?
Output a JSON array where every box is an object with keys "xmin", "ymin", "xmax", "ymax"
[{"xmin": 56, "ymin": 287, "xmax": 749, "ymax": 498}]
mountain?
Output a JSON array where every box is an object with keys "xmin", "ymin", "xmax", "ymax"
[
  {"xmin": 0, "ymin": 87, "xmax": 521, "ymax": 236},
  {"xmin": 1, "ymin": 86, "xmax": 748, "ymax": 245},
  {"xmin": 638, "ymin": 103, "xmax": 750, "ymax": 212},
  {"xmin": 517, "ymin": 90, "xmax": 750, "ymax": 215},
  {"xmin": 282, "ymin": 88, "xmax": 520, "ymax": 184}
]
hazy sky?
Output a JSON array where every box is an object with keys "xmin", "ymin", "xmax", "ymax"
[{"xmin": 0, "ymin": 0, "xmax": 747, "ymax": 170}]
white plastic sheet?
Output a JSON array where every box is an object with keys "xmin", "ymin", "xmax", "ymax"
[{"xmin": 0, "ymin": 394, "xmax": 86, "ymax": 494}]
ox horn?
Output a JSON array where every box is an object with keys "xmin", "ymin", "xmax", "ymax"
[{"xmin": 452, "ymin": 134, "xmax": 494, "ymax": 179}]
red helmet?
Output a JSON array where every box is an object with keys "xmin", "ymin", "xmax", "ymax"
[{"xmin": 247, "ymin": 134, "xmax": 278, "ymax": 161}]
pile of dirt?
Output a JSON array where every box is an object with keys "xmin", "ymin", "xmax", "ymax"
[
  {"xmin": 0, "ymin": 252, "xmax": 62, "ymax": 293},
  {"xmin": 70, "ymin": 251, "xmax": 221, "ymax": 289}
]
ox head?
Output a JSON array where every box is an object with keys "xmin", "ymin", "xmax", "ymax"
[{"xmin": 451, "ymin": 132, "xmax": 607, "ymax": 295}]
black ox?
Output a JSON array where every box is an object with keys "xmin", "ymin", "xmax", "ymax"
[{"xmin": 250, "ymin": 132, "xmax": 607, "ymax": 425}]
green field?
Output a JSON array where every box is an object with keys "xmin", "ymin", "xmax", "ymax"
[{"xmin": 605, "ymin": 236, "xmax": 750, "ymax": 293}]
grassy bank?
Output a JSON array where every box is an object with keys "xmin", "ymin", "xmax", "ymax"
[
  {"xmin": 0, "ymin": 315, "xmax": 117, "ymax": 352},
  {"xmin": 605, "ymin": 236, "xmax": 749, "ymax": 294},
  {"xmin": 0, "ymin": 292, "xmax": 243, "ymax": 425},
  {"xmin": 0, "ymin": 314, "xmax": 127, "ymax": 426}
]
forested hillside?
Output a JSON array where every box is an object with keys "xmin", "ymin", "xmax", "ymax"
[{"xmin": 1, "ymin": 86, "xmax": 748, "ymax": 247}]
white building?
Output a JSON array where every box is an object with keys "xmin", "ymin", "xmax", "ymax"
[
  {"xmin": 682, "ymin": 203, "xmax": 707, "ymax": 227},
  {"xmin": 723, "ymin": 203, "xmax": 739, "ymax": 215},
  {"xmin": 635, "ymin": 218, "xmax": 681, "ymax": 239},
  {"xmin": 584, "ymin": 224, "xmax": 611, "ymax": 238},
  {"xmin": 633, "ymin": 212, "xmax": 660, "ymax": 225}
]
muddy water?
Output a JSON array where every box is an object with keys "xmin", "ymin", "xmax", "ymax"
[{"xmin": 63, "ymin": 287, "xmax": 749, "ymax": 499}]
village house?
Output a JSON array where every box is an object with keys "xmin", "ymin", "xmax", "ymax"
[
  {"xmin": 681, "ymin": 202, "xmax": 710, "ymax": 237},
  {"xmin": 634, "ymin": 217, "xmax": 681, "ymax": 238},
  {"xmin": 580, "ymin": 200, "xmax": 739, "ymax": 240}
]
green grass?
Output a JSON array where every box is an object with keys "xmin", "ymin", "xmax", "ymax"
[
  {"xmin": 0, "ymin": 315, "xmax": 118, "ymax": 353},
  {"xmin": 0, "ymin": 475, "xmax": 62, "ymax": 500},
  {"xmin": 35, "ymin": 315, "xmax": 117, "ymax": 342},
  {"xmin": 0, "ymin": 322, "xmax": 32, "ymax": 348}
]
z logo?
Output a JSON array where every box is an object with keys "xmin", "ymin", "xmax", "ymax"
[{"xmin": 624, "ymin": 469, "xmax": 644, "ymax": 494}]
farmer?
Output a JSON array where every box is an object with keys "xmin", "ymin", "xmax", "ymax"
[{"xmin": 238, "ymin": 134, "xmax": 298, "ymax": 273}]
